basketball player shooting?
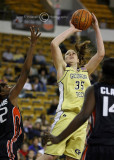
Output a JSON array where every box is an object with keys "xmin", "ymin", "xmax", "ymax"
[
  {"xmin": 47, "ymin": 58, "xmax": 114, "ymax": 160},
  {"xmin": 0, "ymin": 26, "xmax": 41, "ymax": 160},
  {"xmin": 38, "ymin": 13, "xmax": 105, "ymax": 160}
]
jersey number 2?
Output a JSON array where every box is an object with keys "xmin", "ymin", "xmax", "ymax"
[
  {"xmin": 0, "ymin": 107, "xmax": 8, "ymax": 123},
  {"xmin": 103, "ymin": 96, "xmax": 114, "ymax": 116}
]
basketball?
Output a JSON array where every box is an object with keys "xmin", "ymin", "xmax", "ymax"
[{"xmin": 71, "ymin": 9, "xmax": 93, "ymax": 30}]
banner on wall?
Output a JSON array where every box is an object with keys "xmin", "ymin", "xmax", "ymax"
[{"xmin": 12, "ymin": 13, "xmax": 54, "ymax": 32}]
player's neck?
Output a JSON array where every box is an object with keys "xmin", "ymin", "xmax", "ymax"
[{"xmin": 70, "ymin": 64, "xmax": 78, "ymax": 71}]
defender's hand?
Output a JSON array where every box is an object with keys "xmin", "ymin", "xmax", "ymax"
[
  {"xmin": 29, "ymin": 26, "xmax": 41, "ymax": 46},
  {"xmin": 46, "ymin": 133, "xmax": 61, "ymax": 145}
]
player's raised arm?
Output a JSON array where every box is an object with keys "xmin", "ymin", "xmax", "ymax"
[
  {"xmin": 85, "ymin": 13, "xmax": 105, "ymax": 75},
  {"xmin": 9, "ymin": 27, "xmax": 41, "ymax": 101},
  {"xmin": 47, "ymin": 85, "xmax": 95, "ymax": 144},
  {"xmin": 51, "ymin": 23, "xmax": 81, "ymax": 72}
]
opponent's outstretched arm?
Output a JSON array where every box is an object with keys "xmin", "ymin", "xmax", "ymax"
[{"xmin": 9, "ymin": 27, "xmax": 41, "ymax": 101}]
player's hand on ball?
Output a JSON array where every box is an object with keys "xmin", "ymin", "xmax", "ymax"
[
  {"xmin": 28, "ymin": 26, "xmax": 41, "ymax": 46},
  {"xmin": 91, "ymin": 13, "xmax": 99, "ymax": 30},
  {"xmin": 70, "ymin": 21, "xmax": 82, "ymax": 32},
  {"xmin": 71, "ymin": 9, "xmax": 92, "ymax": 30}
]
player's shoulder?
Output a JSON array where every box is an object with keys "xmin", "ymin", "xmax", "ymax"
[
  {"xmin": 80, "ymin": 66, "xmax": 87, "ymax": 70},
  {"xmin": 85, "ymin": 85, "xmax": 94, "ymax": 95},
  {"xmin": 84, "ymin": 85, "xmax": 95, "ymax": 101},
  {"xmin": 0, "ymin": 98, "xmax": 9, "ymax": 107},
  {"xmin": 88, "ymin": 82, "xmax": 103, "ymax": 95},
  {"xmin": 80, "ymin": 66, "xmax": 88, "ymax": 72}
]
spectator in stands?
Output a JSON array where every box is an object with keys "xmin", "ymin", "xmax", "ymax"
[
  {"xmin": 28, "ymin": 137, "xmax": 44, "ymax": 156},
  {"xmin": 28, "ymin": 122, "xmax": 42, "ymax": 139},
  {"xmin": 47, "ymin": 71, "xmax": 57, "ymax": 85},
  {"xmin": 23, "ymin": 118, "xmax": 33, "ymax": 138},
  {"xmin": 3, "ymin": 67, "xmax": 13, "ymax": 82},
  {"xmin": 19, "ymin": 142, "xmax": 29, "ymax": 160},
  {"xmin": 40, "ymin": 113, "xmax": 49, "ymax": 126},
  {"xmin": 33, "ymin": 77, "xmax": 47, "ymax": 92},
  {"xmin": 30, "ymin": 67, "xmax": 38, "ymax": 77},
  {"xmin": 38, "ymin": 64, "xmax": 48, "ymax": 76},
  {"xmin": 33, "ymin": 49, "xmax": 46, "ymax": 65},
  {"xmin": 29, "ymin": 66, "xmax": 38, "ymax": 83},
  {"xmin": 13, "ymin": 47, "xmax": 25, "ymax": 63},
  {"xmin": 23, "ymin": 78, "xmax": 32, "ymax": 90},
  {"xmin": 49, "ymin": 65, "xmax": 57, "ymax": 75},
  {"xmin": 32, "ymin": 77, "xmax": 40, "ymax": 91},
  {"xmin": 23, "ymin": 132, "xmax": 30, "ymax": 145},
  {"xmin": 2, "ymin": 46, "xmax": 13, "ymax": 62},
  {"xmin": 27, "ymin": 117, "xmax": 33, "ymax": 128},
  {"xmin": 26, "ymin": 150, "xmax": 36, "ymax": 160},
  {"xmin": 47, "ymin": 98, "xmax": 58, "ymax": 115},
  {"xmin": 39, "ymin": 70, "xmax": 47, "ymax": 85}
]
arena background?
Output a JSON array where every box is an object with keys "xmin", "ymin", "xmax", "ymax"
[{"xmin": 0, "ymin": 0, "xmax": 114, "ymax": 159}]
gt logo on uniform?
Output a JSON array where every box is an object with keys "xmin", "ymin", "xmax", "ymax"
[{"xmin": 75, "ymin": 149, "xmax": 81, "ymax": 155}]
